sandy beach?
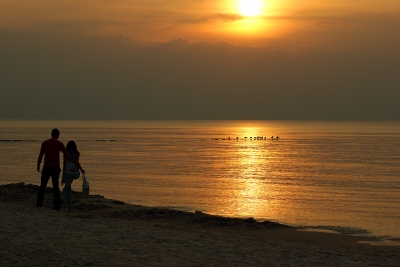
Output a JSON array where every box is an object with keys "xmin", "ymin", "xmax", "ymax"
[{"xmin": 1, "ymin": 183, "xmax": 399, "ymax": 267}]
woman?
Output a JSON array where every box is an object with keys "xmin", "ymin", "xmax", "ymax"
[{"xmin": 62, "ymin": 141, "xmax": 85, "ymax": 212}]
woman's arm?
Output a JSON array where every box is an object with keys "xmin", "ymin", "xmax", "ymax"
[{"xmin": 76, "ymin": 153, "xmax": 85, "ymax": 174}]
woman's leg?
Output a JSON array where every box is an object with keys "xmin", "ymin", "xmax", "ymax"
[{"xmin": 63, "ymin": 173, "xmax": 73, "ymax": 211}]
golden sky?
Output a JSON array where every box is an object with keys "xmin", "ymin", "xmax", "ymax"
[
  {"xmin": 1, "ymin": 0, "xmax": 399, "ymax": 49},
  {"xmin": 1, "ymin": 0, "xmax": 399, "ymax": 120}
]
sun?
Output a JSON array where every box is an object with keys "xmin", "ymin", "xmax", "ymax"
[{"xmin": 238, "ymin": 0, "xmax": 263, "ymax": 16}]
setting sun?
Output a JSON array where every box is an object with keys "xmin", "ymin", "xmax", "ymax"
[{"xmin": 238, "ymin": 0, "xmax": 263, "ymax": 16}]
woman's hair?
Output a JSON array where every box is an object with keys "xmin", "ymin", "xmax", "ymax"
[{"xmin": 66, "ymin": 141, "xmax": 79, "ymax": 158}]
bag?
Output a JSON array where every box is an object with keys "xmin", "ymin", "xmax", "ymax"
[{"xmin": 82, "ymin": 174, "xmax": 90, "ymax": 197}]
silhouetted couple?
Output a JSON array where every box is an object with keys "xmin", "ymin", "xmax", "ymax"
[{"xmin": 36, "ymin": 128, "xmax": 85, "ymax": 211}]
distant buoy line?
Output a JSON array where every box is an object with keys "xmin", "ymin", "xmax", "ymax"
[
  {"xmin": 0, "ymin": 139, "xmax": 128, "ymax": 142},
  {"xmin": 0, "ymin": 140, "xmax": 41, "ymax": 142},
  {"xmin": 1, "ymin": 137, "xmax": 281, "ymax": 142},
  {"xmin": 207, "ymin": 136, "xmax": 280, "ymax": 141}
]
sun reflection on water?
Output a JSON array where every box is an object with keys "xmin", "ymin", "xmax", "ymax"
[
  {"xmin": 232, "ymin": 141, "xmax": 271, "ymax": 217},
  {"xmin": 207, "ymin": 124, "xmax": 282, "ymax": 219}
]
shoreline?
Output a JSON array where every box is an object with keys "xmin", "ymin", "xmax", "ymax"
[{"xmin": 1, "ymin": 182, "xmax": 400, "ymax": 266}]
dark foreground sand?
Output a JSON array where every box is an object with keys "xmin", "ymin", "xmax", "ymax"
[{"xmin": 1, "ymin": 183, "xmax": 399, "ymax": 267}]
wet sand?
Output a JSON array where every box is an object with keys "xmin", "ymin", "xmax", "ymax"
[{"xmin": 1, "ymin": 183, "xmax": 399, "ymax": 266}]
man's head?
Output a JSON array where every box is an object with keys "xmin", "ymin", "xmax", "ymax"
[{"xmin": 51, "ymin": 128, "xmax": 60, "ymax": 138}]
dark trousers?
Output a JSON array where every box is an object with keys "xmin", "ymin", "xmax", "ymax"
[{"xmin": 36, "ymin": 167, "xmax": 61, "ymax": 208}]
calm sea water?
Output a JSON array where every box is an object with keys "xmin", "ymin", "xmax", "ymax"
[{"xmin": 1, "ymin": 120, "xmax": 399, "ymax": 240}]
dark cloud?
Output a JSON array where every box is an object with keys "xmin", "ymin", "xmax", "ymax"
[
  {"xmin": 31, "ymin": 19, "xmax": 122, "ymax": 33},
  {"xmin": 0, "ymin": 30, "xmax": 399, "ymax": 120},
  {"xmin": 178, "ymin": 13, "xmax": 244, "ymax": 24}
]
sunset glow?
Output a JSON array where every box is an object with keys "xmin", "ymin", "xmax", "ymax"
[
  {"xmin": 1, "ymin": 0, "xmax": 399, "ymax": 47},
  {"xmin": 237, "ymin": 0, "xmax": 263, "ymax": 16},
  {"xmin": 0, "ymin": 0, "xmax": 399, "ymax": 120}
]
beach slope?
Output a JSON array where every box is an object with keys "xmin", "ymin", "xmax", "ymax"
[{"xmin": 1, "ymin": 183, "xmax": 399, "ymax": 266}]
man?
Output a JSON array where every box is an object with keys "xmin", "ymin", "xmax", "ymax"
[{"xmin": 36, "ymin": 128, "xmax": 75, "ymax": 210}]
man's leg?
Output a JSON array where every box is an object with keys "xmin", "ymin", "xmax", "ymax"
[
  {"xmin": 36, "ymin": 167, "xmax": 51, "ymax": 207},
  {"xmin": 50, "ymin": 167, "xmax": 61, "ymax": 210}
]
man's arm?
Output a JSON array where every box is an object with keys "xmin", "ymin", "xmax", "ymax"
[
  {"xmin": 61, "ymin": 150, "xmax": 77, "ymax": 163},
  {"xmin": 62, "ymin": 154, "xmax": 66, "ymax": 172},
  {"xmin": 37, "ymin": 150, "xmax": 44, "ymax": 172},
  {"xmin": 61, "ymin": 154, "xmax": 66, "ymax": 185}
]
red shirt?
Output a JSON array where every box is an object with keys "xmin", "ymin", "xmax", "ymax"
[{"xmin": 41, "ymin": 139, "xmax": 66, "ymax": 167}]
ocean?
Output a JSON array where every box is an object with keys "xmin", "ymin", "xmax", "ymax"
[{"xmin": 1, "ymin": 120, "xmax": 399, "ymax": 240}]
